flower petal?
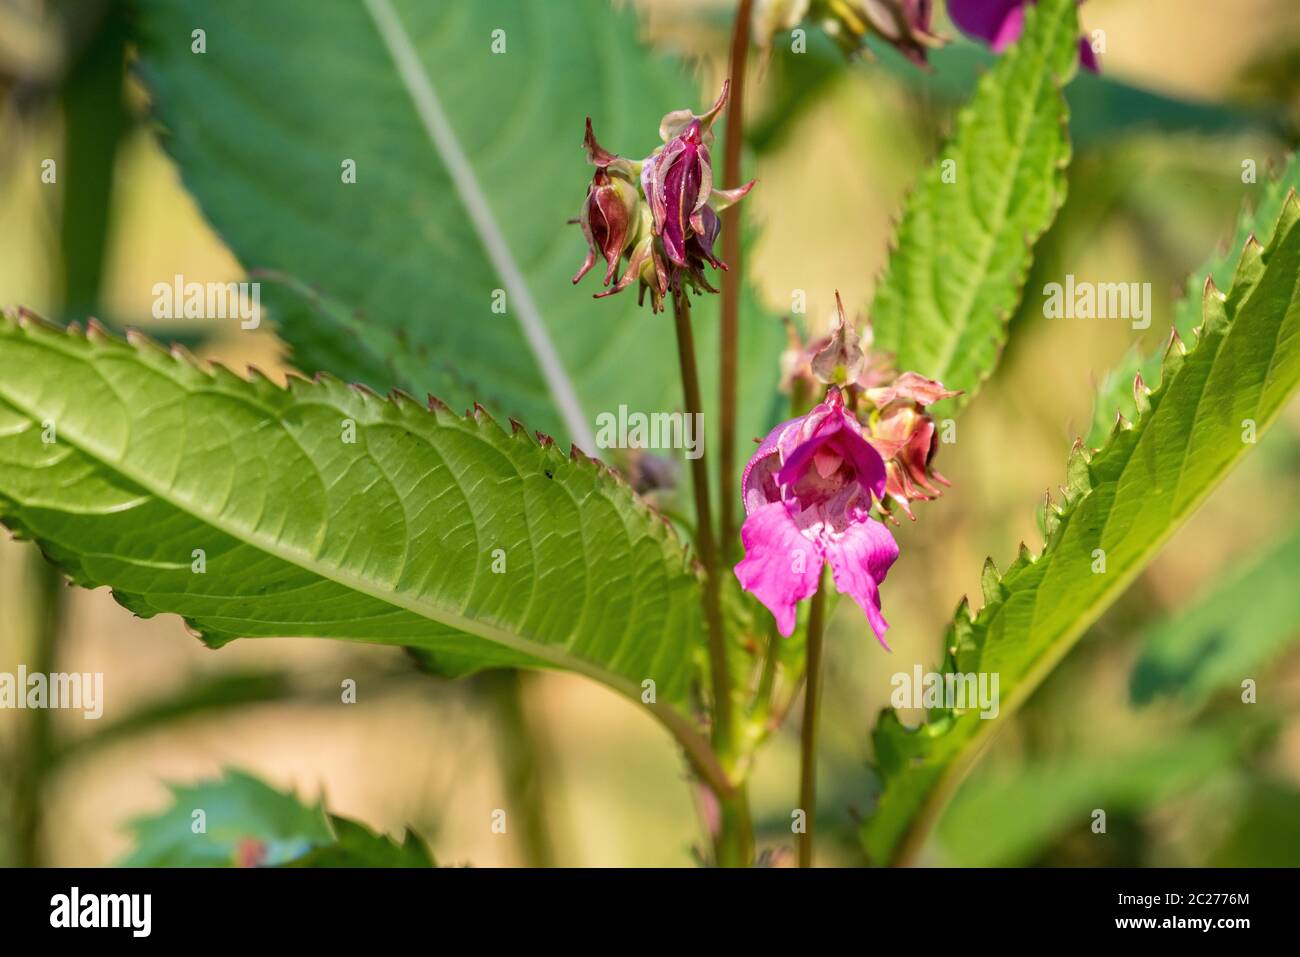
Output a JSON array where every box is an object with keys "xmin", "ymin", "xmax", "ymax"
[
  {"xmin": 777, "ymin": 391, "xmax": 886, "ymax": 500},
  {"xmin": 661, "ymin": 137, "xmax": 705, "ymax": 267},
  {"xmin": 822, "ymin": 514, "xmax": 899, "ymax": 646},
  {"xmin": 1078, "ymin": 35, "xmax": 1100, "ymax": 72},
  {"xmin": 947, "ymin": 0, "xmax": 1024, "ymax": 49},
  {"xmin": 710, "ymin": 180, "xmax": 755, "ymax": 212},
  {"xmin": 734, "ymin": 502, "xmax": 823, "ymax": 637},
  {"xmin": 989, "ymin": 1, "xmax": 1026, "ymax": 51},
  {"xmin": 864, "ymin": 370, "xmax": 959, "ymax": 408},
  {"xmin": 741, "ymin": 418, "xmax": 799, "ymax": 513},
  {"xmin": 582, "ymin": 117, "xmax": 618, "ymax": 167}
]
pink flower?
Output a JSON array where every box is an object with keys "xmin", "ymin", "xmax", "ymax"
[
  {"xmin": 734, "ymin": 387, "xmax": 899, "ymax": 645},
  {"xmin": 948, "ymin": 0, "xmax": 1100, "ymax": 72}
]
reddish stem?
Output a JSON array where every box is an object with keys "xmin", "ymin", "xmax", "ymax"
[{"xmin": 719, "ymin": 0, "xmax": 754, "ymax": 563}]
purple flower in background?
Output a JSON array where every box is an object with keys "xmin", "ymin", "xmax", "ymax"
[
  {"xmin": 752, "ymin": 0, "xmax": 945, "ymax": 66},
  {"xmin": 734, "ymin": 387, "xmax": 899, "ymax": 644},
  {"xmin": 947, "ymin": 0, "xmax": 1099, "ymax": 71}
]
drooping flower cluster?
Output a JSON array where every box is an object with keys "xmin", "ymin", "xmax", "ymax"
[
  {"xmin": 782, "ymin": 295, "xmax": 958, "ymax": 522},
  {"xmin": 736, "ymin": 294, "xmax": 957, "ymax": 642},
  {"xmin": 948, "ymin": 0, "xmax": 1100, "ymax": 72},
  {"xmin": 753, "ymin": 0, "xmax": 944, "ymax": 65},
  {"xmin": 573, "ymin": 83, "xmax": 755, "ymax": 312},
  {"xmin": 752, "ymin": 0, "xmax": 1099, "ymax": 72},
  {"xmin": 861, "ymin": 371, "xmax": 957, "ymax": 519}
]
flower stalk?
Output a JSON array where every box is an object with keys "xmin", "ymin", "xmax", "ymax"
[
  {"xmin": 797, "ymin": 566, "xmax": 829, "ymax": 867},
  {"xmin": 719, "ymin": 0, "xmax": 754, "ymax": 564},
  {"xmin": 715, "ymin": 781, "xmax": 755, "ymax": 867},
  {"xmin": 670, "ymin": 289, "xmax": 737, "ymax": 770},
  {"xmin": 12, "ymin": 555, "xmax": 66, "ymax": 867}
]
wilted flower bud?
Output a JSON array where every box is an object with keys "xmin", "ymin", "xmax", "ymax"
[
  {"xmin": 572, "ymin": 83, "xmax": 755, "ymax": 313},
  {"xmin": 838, "ymin": 0, "xmax": 944, "ymax": 65},
  {"xmin": 779, "ymin": 293, "xmax": 890, "ymax": 406},
  {"xmin": 572, "ymin": 120, "xmax": 642, "ymax": 288},
  {"xmin": 643, "ymin": 93, "xmax": 720, "ymax": 269},
  {"xmin": 573, "ymin": 167, "xmax": 638, "ymax": 287},
  {"xmin": 811, "ymin": 291, "xmax": 866, "ymax": 386},
  {"xmin": 862, "ymin": 371, "xmax": 959, "ymax": 520},
  {"xmin": 754, "ymin": 0, "xmax": 944, "ymax": 65},
  {"xmin": 624, "ymin": 448, "xmax": 680, "ymax": 496}
]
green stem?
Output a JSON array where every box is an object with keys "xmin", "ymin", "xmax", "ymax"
[
  {"xmin": 749, "ymin": 620, "xmax": 781, "ymax": 727},
  {"xmin": 672, "ymin": 289, "xmax": 753, "ymax": 866},
  {"xmin": 480, "ymin": 670, "xmax": 559, "ymax": 867},
  {"xmin": 797, "ymin": 572, "xmax": 829, "ymax": 868},
  {"xmin": 714, "ymin": 782, "xmax": 754, "ymax": 867},
  {"xmin": 13, "ymin": 555, "xmax": 67, "ymax": 867},
  {"xmin": 671, "ymin": 290, "xmax": 734, "ymax": 760},
  {"xmin": 10, "ymin": 0, "xmax": 126, "ymax": 866},
  {"xmin": 58, "ymin": 0, "xmax": 129, "ymax": 322},
  {"xmin": 718, "ymin": 0, "xmax": 754, "ymax": 565}
]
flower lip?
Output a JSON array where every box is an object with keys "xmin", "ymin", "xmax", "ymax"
[{"xmin": 770, "ymin": 388, "xmax": 887, "ymax": 503}]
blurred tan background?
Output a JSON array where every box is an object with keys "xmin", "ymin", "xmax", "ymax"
[{"xmin": 2, "ymin": 0, "xmax": 1299, "ymax": 866}]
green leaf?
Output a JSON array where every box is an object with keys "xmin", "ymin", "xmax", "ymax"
[
  {"xmin": 1088, "ymin": 154, "xmax": 1300, "ymax": 447},
  {"xmin": 1130, "ymin": 526, "xmax": 1300, "ymax": 707},
  {"xmin": 0, "ymin": 314, "xmax": 708, "ymax": 737},
  {"xmin": 871, "ymin": 0, "xmax": 1078, "ymax": 409},
  {"xmin": 128, "ymin": 0, "xmax": 784, "ymax": 454},
  {"xmin": 120, "ymin": 770, "xmax": 433, "ymax": 867},
  {"xmin": 286, "ymin": 816, "xmax": 434, "ymax": 868},
  {"xmin": 862, "ymin": 192, "xmax": 1300, "ymax": 866},
  {"xmin": 937, "ymin": 723, "xmax": 1256, "ymax": 867},
  {"xmin": 120, "ymin": 770, "xmax": 333, "ymax": 867}
]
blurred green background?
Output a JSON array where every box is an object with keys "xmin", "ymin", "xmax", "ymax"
[{"xmin": 1, "ymin": 0, "xmax": 1298, "ymax": 866}]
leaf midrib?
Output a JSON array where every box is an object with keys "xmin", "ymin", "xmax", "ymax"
[
  {"xmin": 925, "ymin": 2, "xmax": 1069, "ymax": 381},
  {"xmin": 359, "ymin": 0, "xmax": 595, "ymax": 453}
]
